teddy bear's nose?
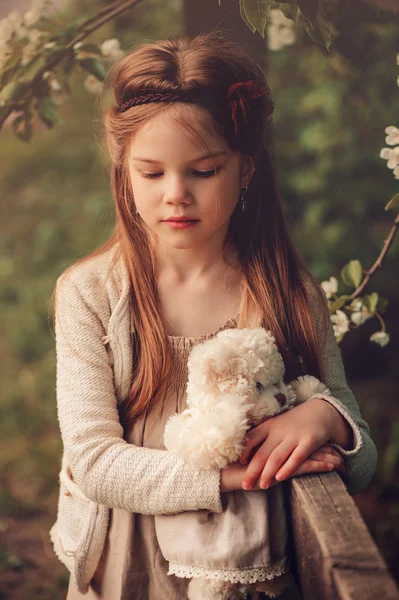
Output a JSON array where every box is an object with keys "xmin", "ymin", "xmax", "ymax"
[{"xmin": 275, "ymin": 393, "xmax": 286, "ymax": 407}]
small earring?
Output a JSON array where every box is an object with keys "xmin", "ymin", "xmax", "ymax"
[{"xmin": 240, "ymin": 185, "xmax": 248, "ymax": 211}]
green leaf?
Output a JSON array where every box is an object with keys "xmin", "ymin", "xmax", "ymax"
[
  {"xmin": 36, "ymin": 97, "xmax": 59, "ymax": 128},
  {"xmin": 294, "ymin": 0, "xmax": 318, "ymax": 28},
  {"xmin": 240, "ymin": 0, "xmax": 272, "ymax": 37},
  {"xmin": 77, "ymin": 57, "xmax": 106, "ymax": 81},
  {"xmin": 278, "ymin": 5, "xmax": 299, "ymax": 24},
  {"xmin": 385, "ymin": 193, "xmax": 399, "ymax": 211},
  {"xmin": 364, "ymin": 292, "xmax": 379, "ymax": 313},
  {"xmin": 301, "ymin": 2, "xmax": 337, "ymax": 50},
  {"xmin": 12, "ymin": 113, "xmax": 33, "ymax": 142},
  {"xmin": 0, "ymin": 49, "xmax": 22, "ymax": 87},
  {"xmin": 328, "ymin": 294, "xmax": 350, "ymax": 315},
  {"xmin": 376, "ymin": 297, "xmax": 389, "ymax": 315},
  {"xmin": 0, "ymin": 81, "xmax": 29, "ymax": 102},
  {"xmin": 239, "ymin": 0, "xmax": 256, "ymax": 33},
  {"xmin": 340, "ymin": 259, "xmax": 362, "ymax": 289}
]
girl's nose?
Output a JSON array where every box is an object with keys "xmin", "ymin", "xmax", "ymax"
[{"xmin": 165, "ymin": 177, "xmax": 191, "ymax": 204}]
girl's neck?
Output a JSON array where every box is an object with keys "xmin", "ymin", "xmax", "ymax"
[{"xmin": 156, "ymin": 243, "xmax": 241, "ymax": 286}]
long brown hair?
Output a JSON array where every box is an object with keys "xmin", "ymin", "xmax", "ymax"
[{"xmin": 54, "ymin": 31, "xmax": 329, "ymax": 434}]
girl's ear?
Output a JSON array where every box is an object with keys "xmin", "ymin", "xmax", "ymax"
[{"xmin": 240, "ymin": 155, "xmax": 255, "ymax": 187}]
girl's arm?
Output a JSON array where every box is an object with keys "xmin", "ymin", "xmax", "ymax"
[
  {"xmin": 238, "ymin": 278, "xmax": 378, "ymax": 497},
  {"xmin": 54, "ymin": 273, "xmax": 223, "ymax": 516},
  {"xmin": 303, "ymin": 278, "xmax": 378, "ymax": 495}
]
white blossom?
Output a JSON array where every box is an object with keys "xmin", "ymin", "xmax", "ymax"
[
  {"xmin": 385, "ymin": 125, "xmax": 399, "ymax": 146},
  {"xmin": 394, "ymin": 165, "xmax": 399, "ymax": 180},
  {"xmin": 42, "ymin": 70, "xmax": 64, "ymax": 100},
  {"xmin": 267, "ymin": 26, "xmax": 284, "ymax": 51},
  {"xmin": 101, "ymin": 38, "xmax": 123, "ymax": 61},
  {"xmin": 269, "ymin": 9, "xmax": 294, "ymax": 27},
  {"xmin": 350, "ymin": 299, "xmax": 373, "ymax": 326},
  {"xmin": 0, "ymin": 19, "xmax": 15, "ymax": 45},
  {"xmin": 278, "ymin": 27, "xmax": 296, "ymax": 46},
  {"xmin": 369, "ymin": 331, "xmax": 390, "ymax": 347},
  {"xmin": 331, "ymin": 309, "xmax": 349, "ymax": 338},
  {"xmin": 84, "ymin": 74, "xmax": 103, "ymax": 95},
  {"xmin": 0, "ymin": 11, "xmax": 25, "ymax": 44},
  {"xmin": 380, "ymin": 146, "xmax": 399, "ymax": 169},
  {"xmin": 267, "ymin": 10, "xmax": 296, "ymax": 52},
  {"xmin": 321, "ymin": 276, "xmax": 338, "ymax": 299},
  {"xmin": 23, "ymin": 0, "xmax": 49, "ymax": 27},
  {"xmin": 350, "ymin": 298, "xmax": 362, "ymax": 312},
  {"xmin": 49, "ymin": 77, "xmax": 62, "ymax": 91}
]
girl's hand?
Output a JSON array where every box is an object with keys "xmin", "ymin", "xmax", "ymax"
[
  {"xmin": 238, "ymin": 398, "xmax": 342, "ymax": 490},
  {"xmin": 220, "ymin": 444, "xmax": 345, "ymax": 493},
  {"xmin": 288, "ymin": 443, "xmax": 346, "ymax": 478}
]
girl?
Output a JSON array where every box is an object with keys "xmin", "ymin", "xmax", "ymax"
[{"xmin": 50, "ymin": 31, "xmax": 378, "ymax": 600}]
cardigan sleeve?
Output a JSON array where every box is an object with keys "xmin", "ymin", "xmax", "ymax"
[
  {"xmin": 305, "ymin": 279, "xmax": 378, "ymax": 495},
  {"xmin": 54, "ymin": 273, "xmax": 223, "ymax": 516}
]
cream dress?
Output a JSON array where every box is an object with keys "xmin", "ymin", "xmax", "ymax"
[{"xmin": 66, "ymin": 312, "xmax": 299, "ymax": 600}]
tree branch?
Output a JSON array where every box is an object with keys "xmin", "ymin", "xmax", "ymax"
[
  {"xmin": 349, "ymin": 211, "xmax": 399, "ymax": 300},
  {"xmin": 0, "ymin": 0, "xmax": 146, "ymax": 130}
]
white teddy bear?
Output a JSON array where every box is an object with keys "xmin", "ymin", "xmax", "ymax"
[{"xmin": 162, "ymin": 327, "xmax": 334, "ymax": 600}]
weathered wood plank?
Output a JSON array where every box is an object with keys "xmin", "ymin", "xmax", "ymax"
[{"xmin": 284, "ymin": 472, "xmax": 399, "ymax": 599}]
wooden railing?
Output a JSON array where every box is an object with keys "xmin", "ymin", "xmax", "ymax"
[{"xmin": 282, "ymin": 472, "xmax": 399, "ymax": 599}]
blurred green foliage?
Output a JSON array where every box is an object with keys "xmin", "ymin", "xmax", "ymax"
[{"xmin": 0, "ymin": 0, "xmax": 398, "ymax": 596}]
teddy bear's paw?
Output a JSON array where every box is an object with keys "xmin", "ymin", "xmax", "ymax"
[
  {"xmin": 188, "ymin": 576, "xmax": 249, "ymax": 600},
  {"xmin": 289, "ymin": 375, "xmax": 331, "ymax": 402}
]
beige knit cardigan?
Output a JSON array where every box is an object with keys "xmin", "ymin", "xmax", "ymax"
[{"xmin": 49, "ymin": 245, "xmax": 378, "ymax": 594}]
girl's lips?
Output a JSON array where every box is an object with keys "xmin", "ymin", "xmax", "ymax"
[{"xmin": 163, "ymin": 220, "xmax": 199, "ymax": 229}]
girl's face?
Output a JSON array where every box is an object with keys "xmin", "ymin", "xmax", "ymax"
[{"xmin": 127, "ymin": 106, "xmax": 254, "ymax": 252}]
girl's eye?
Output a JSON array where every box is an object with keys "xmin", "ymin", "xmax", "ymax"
[{"xmin": 140, "ymin": 168, "xmax": 220, "ymax": 179}]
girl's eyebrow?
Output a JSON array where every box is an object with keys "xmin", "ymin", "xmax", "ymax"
[{"xmin": 131, "ymin": 151, "xmax": 227, "ymax": 164}]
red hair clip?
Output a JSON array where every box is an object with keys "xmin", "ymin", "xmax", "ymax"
[{"xmin": 226, "ymin": 79, "xmax": 270, "ymax": 137}]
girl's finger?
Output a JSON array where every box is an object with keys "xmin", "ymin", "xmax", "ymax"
[
  {"xmin": 239, "ymin": 424, "xmax": 268, "ymax": 466},
  {"xmin": 308, "ymin": 451, "xmax": 344, "ymax": 468},
  {"xmin": 257, "ymin": 442, "xmax": 298, "ymax": 489},
  {"xmin": 274, "ymin": 442, "xmax": 316, "ymax": 481},
  {"xmin": 242, "ymin": 440, "xmax": 290, "ymax": 490},
  {"xmin": 242, "ymin": 447, "xmax": 270, "ymax": 489},
  {"xmin": 311, "ymin": 449, "xmax": 346, "ymax": 473},
  {"xmin": 291, "ymin": 459, "xmax": 335, "ymax": 478}
]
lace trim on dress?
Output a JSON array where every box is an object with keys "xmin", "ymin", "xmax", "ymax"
[{"xmin": 167, "ymin": 555, "xmax": 290, "ymax": 584}]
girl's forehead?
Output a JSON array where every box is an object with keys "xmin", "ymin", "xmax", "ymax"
[{"xmin": 128, "ymin": 106, "xmax": 230, "ymax": 159}]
